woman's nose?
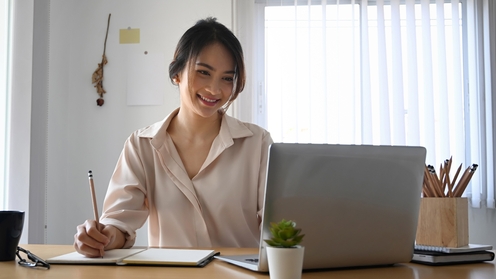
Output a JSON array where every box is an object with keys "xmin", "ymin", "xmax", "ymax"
[{"xmin": 206, "ymin": 79, "xmax": 222, "ymax": 94}]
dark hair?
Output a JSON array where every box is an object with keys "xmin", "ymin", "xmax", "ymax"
[{"xmin": 169, "ymin": 17, "xmax": 246, "ymax": 112}]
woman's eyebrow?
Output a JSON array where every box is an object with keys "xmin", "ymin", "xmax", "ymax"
[{"xmin": 196, "ymin": 62, "xmax": 235, "ymax": 74}]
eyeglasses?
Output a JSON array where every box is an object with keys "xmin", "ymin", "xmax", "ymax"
[{"xmin": 16, "ymin": 246, "xmax": 50, "ymax": 269}]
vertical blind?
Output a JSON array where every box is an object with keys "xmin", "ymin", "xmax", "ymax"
[{"xmin": 254, "ymin": 0, "xmax": 494, "ymax": 208}]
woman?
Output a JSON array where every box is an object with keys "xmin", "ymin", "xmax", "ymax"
[{"xmin": 74, "ymin": 17, "xmax": 273, "ymax": 257}]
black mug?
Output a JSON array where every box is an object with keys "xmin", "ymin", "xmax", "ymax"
[{"xmin": 0, "ymin": 210, "xmax": 25, "ymax": 261}]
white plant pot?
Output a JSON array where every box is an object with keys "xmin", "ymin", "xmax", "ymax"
[{"xmin": 266, "ymin": 246, "xmax": 305, "ymax": 279}]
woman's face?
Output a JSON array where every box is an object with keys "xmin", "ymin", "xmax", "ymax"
[{"xmin": 177, "ymin": 42, "xmax": 235, "ymax": 119}]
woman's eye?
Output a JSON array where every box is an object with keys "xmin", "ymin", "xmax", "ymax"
[
  {"xmin": 197, "ymin": 70, "xmax": 209, "ymax": 76},
  {"xmin": 223, "ymin": 77, "xmax": 234, "ymax": 82}
]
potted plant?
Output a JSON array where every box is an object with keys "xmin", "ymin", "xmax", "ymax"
[{"xmin": 264, "ymin": 219, "xmax": 305, "ymax": 279}]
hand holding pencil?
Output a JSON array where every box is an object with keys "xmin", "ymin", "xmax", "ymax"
[
  {"xmin": 422, "ymin": 157, "xmax": 478, "ymax": 198},
  {"xmin": 88, "ymin": 170, "xmax": 104, "ymax": 257},
  {"xmin": 74, "ymin": 172, "xmax": 127, "ymax": 257}
]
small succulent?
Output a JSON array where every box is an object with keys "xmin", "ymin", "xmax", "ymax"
[{"xmin": 264, "ymin": 219, "xmax": 305, "ymax": 248}]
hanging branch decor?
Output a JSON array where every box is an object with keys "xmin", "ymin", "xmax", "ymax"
[{"xmin": 92, "ymin": 13, "xmax": 111, "ymax": 106}]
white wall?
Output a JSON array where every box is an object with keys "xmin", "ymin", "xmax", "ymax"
[
  {"xmin": 470, "ymin": 207, "xmax": 496, "ymax": 246},
  {"xmin": 36, "ymin": 0, "xmax": 232, "ymax": 246},
  {"xmin": 8, "ymin": 0, "xmax": 34, "ymax": 245}
]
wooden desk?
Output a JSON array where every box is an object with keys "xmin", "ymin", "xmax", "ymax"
[{"xmin": 2, "ymin": 245, "xmax": 495, "ymax": 279}]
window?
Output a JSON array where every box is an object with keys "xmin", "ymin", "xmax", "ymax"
[
  {"xmin": 244, "ymin": 0, "xmax": 494, "ymax": 207},
  {"xmin": 263, "ymin": 2, "xmax": 465, "ymax": 151}
]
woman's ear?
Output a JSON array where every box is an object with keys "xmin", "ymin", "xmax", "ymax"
[{"xmin": 172, "ymin": 75, "xmax": 180, "ymax": 84}]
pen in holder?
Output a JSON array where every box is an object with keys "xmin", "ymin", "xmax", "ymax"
[{"xmin": 416, "ymin": 157, "xmax": 477, "ymax": 248}]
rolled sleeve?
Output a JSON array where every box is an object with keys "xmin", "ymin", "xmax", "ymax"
[{"xmin": 100, "ymin": 136, "xmax": 149, "ymax": 248}]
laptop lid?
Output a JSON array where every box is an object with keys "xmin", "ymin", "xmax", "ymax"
[{"xmin": 217, "ymin": 143, "xmax": 426, "ymax": 272}]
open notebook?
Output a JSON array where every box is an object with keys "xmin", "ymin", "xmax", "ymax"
[{"xmin": 47, "ymin": 248, "xmax": 219, "ymax": 267}]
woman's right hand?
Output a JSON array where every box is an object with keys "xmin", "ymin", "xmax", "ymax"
[{"xmin": 73, "ymin": 220, "xmax": 125, "ymax": 257}]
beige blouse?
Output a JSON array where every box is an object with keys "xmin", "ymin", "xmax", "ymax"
[{"xmin": 100, "ymin": 109, "xmax": 273, "ymax": 248}]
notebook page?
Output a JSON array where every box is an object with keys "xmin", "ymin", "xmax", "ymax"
[
  {"xmin": 121, "ymin": 248, "xmax": 217, "ymax": 266},
  {"xmin": 47, "ymin": 249, "xmax": 146, "ymax": 264}
]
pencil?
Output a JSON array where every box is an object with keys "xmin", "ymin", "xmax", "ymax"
[
  {"xmin": 453, "ymin": 166, "xmax": 471, "ymax": 197},
  {"xmin": 449, "ymin": 163, "xmax": 463, "ymax": 194},
  {"xmin": 454, "ymin": 164, "xmax": 478, "ymax": 197},
  {"xmin": 427, "ymin": 165, "xmax": 444, "ymax": 197},
  {"xmin": 88, "ymin": 170, "xmax": 104, "ymax": 258}
]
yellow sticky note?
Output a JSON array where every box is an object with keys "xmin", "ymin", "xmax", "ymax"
[{"xmin": 120, "ymin": 28, "xmax": 140, "ymax": 44}]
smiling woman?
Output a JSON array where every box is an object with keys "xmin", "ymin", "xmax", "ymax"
[{"xmin": 73, "ymin": 17, "xmax": 274, "ymax": 258}]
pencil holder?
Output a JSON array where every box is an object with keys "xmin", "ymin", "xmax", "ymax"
[{"xmin": 415, "ymin": 197, "xmax": 468, "ymax": 248}]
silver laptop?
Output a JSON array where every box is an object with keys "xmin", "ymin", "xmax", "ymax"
[{"xmin": 216, "ymin": 143, "xmax": 426, "ymax": 272}]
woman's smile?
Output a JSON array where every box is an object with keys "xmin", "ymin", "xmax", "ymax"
[{"xmin": 197, "ymin": 94, "xmax": 219, "ymax": 106}]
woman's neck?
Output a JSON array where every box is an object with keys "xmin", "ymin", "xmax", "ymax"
[{"xmin": 169, "ymin": 109, "xmax": 222, "ymax": 141}]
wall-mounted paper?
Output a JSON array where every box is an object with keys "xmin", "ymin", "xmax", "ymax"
[
  {"xmin": 120, "ymin": 28, "xmax": 140, "ymax": 44},
  {"xmin": 127, "ymin": 52, "xmax": 165, "ymax": 106}
]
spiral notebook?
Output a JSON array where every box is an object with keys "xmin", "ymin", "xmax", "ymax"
[{"xmin": 414, "ymin": 244, "xmax": 493, "ymax": 254}]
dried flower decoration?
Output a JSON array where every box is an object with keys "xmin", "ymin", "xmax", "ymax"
[{"xmin": 92, "ymin": 14, "xmax": 111, "ymax": 106}]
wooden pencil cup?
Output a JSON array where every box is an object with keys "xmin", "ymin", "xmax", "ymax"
[{"xmin": 416, "ymin": 197, "xmax": 469, "ymax": 247}]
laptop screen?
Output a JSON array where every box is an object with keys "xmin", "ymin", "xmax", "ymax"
[{"xmin": 258, "ymin": 143, "xmax": 426, "ymax": 270}]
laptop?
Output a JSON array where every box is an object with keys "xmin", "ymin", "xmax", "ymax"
[{"xmin": 216, "ymin": 143, "xmax": 426, "ymax": 272}]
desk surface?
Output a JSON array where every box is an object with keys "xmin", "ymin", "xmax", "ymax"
[{"xmin": 2, "ymin": 245, "xmax": 496, "ymax": 279}]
